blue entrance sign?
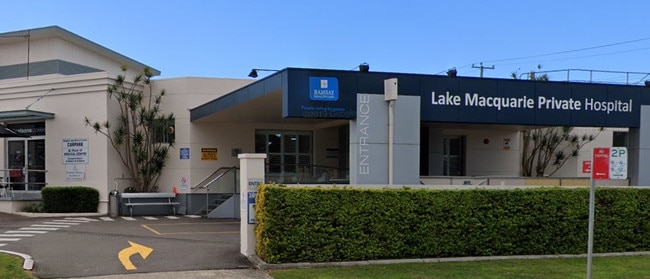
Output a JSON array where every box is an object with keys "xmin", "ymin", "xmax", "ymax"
[{"xmin": 247, "ymin": 191, "xmax": 256, "ymax": 224}]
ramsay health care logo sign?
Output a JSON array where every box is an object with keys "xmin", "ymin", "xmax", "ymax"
[{"xmin": 309, "ymin": 77, "xmax": 339, "ymax": 101}]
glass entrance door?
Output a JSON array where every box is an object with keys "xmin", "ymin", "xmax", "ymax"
[{"xmin": 7, "ymin": 138, "xmax": 45, "ymax": 191}]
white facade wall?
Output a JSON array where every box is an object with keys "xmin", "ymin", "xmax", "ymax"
[
  {"xmin": 0, "ymin": 29, "xmax": 151, "ymax": 213},
  {"xmin": 443, "ymin": 128, "xmax": 521, "ymax": 177},
  {"xmin": 0, "ymin": 73, "xmax": 117, "ymax": 211},
  {"xmin": 150, "ymin": 78, "xmax": 253, "ymax": 193}
]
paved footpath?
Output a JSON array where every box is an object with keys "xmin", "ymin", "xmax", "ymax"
[{"xmin": 64, "ymin": 269, "xmax": 273, "ymax": 279}]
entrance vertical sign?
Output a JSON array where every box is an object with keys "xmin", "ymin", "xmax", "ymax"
[
  {"xmin": 238, "ymin": 153, "xmax": 266, "ymax": 258},
  {"xmin": 587, "ymin": 147, "xmax": 610, "ymax": 279}
]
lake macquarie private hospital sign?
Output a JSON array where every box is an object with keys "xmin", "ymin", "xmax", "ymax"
[
  {"xmin": 276, "ymin": 69, "xmax": 650, "ymax": 184},
  {"xmin": 284, "ymin": 72, "xmax": 645, "ymax": 128}
]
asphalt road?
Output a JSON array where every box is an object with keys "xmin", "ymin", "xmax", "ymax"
[{"xmin": 0, "ymin": 213, "xmax": 254, "ymax": 278}]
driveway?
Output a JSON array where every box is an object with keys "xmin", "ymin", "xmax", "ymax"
[{"xmin": 0, "ymin": 214, "xmax": 255, "ymax": 278}]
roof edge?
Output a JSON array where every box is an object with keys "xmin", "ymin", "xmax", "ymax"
[{"xmin": 0, "ymin": 26, "xmax": 160, "ymax": 76}]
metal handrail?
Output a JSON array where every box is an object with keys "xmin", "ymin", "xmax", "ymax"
[
  {"xmin": 264, "ymin": 163, "xmax": 349, "ymax": 184},
  {"xmin": 191, "ymin": 166, "xmax": 238, "ymax": 191},
  {"xmin": 0, "ymin": 168, "xmax": 48, "ymax": 198},
  {"xmin": 517, "ymin": 68, "xmax": 650, "ymax": 85},
  {"xmin": 190, "ymin": 166, "xmax": 239, "ymax": 217}
]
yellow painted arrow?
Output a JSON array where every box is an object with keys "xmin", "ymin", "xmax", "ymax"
[{"xmin": 118, "ymin": 241, "xmax": 153, "ymax": 270}]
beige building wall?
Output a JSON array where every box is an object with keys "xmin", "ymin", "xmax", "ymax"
[
  {"xmin": 150, "ymin": 78, "xmax": 253, "ymax": 193},
  {"xmin": 0, "ymin": 27, "xmax": 153, "ymax": 213},
  {"xmin": 443, "ymin": 128, "xmax": 521, "ymax": 177},
  {"xmin": 0, "ymin": 73, "xmax": 119, "ymax": 212}
]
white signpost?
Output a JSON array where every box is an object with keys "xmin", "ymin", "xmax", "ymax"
[{"xmin": 609, "ymin": 147, "xmax": 627, "ymax": 180}]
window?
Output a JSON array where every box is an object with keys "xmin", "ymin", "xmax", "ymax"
[
  {"xmin": 255, "ymin": 130, "xmax": 312, "ymax": 182},
  {"xmin": 613, "ymin": 131, "xmax": 628, "ymax": 147},
  {"xmin": 152, "ymin": 119, "xmax": 175, "ymax": 144},
  {"xmin": 443, "ymin": 136, "xmax": 465, "ymax": 176}
]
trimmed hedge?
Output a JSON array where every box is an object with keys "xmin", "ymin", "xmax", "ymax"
[
  {"xmin": 41, "ymin": 186, "xmax": 99, "ymax": 213},
  {"xmin": 255, "ymin": 185, "xmax": 650, "ymax": 264}
]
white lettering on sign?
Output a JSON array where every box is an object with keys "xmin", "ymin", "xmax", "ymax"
[
  {"xmin": 584, "ymin": 98, "xmax": 632, "ymax": 114},
  {"xmin": 465, "ymin": 93, "xmax": 534, "ymax": 110},
  {"xmin": 358, "ymin": 94, "xmax": 370, "ymax": 175},
  {"xmin": 430, "ymin": 91, "xmax": 633, "ymax": 115},
  {"xmin": 431, "ymin": 91, "xmax": 461, "ymax": 106},
  {"xmin": 313, "ymin": 89, "xmax": 335, "ymax": 97},
  {"xmin": 537, "ymin": 96, "xmax": 581, "ymax": 110}
]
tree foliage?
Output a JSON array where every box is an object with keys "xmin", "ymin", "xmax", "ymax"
[
  {"xmin": 513, "ymin": 65, "xmax": 601, "ymax": 177},
  {"xmin": 84, "ymin": 66, "xmax": 175, "ymax": 192},
  {"xmin": 521, "ymin": 127, "xmax": 602, "ymax": 177}
]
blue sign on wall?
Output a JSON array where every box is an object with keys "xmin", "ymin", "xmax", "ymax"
[
  {"xmin": 309, "ymin": 77, "xmax": 339, "ymax": 101},
  {"xmin": 247, "ymin": 191, "xmax": 256, "ymax": 224},
  {"xmin": 180, "ymin": 148, "xmax": 190, "ymax": 160}
]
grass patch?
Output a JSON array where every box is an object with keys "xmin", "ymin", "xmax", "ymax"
[
  {"xmin": 268, "ymin": 256, "xmax": 650, "ymax": 279},
  {"xmin": 0, "ymin": 254, "xmax": 34, "ymax": 279}
]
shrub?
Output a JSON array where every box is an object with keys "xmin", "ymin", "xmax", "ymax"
[
  {"xmin": 24, "ymin": 202, "xmax": 44, "ymax": 213},
  {"xmin": 255, "ymin": 185, "xmax": 650, "ymax": 264},
  {"xmin": 41, "ymin": 186, "xmax": 99, "ymax": 213}
]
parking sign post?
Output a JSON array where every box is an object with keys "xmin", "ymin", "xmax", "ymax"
[{"xmin": 587, "ymin": 147, "xmax": 626, "ymax": 278}]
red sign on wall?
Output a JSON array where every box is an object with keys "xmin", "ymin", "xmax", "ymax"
[
  {"xmin": 592, "ymin": 147, "xmax": 610, "ymax": 180},
  {"xmin": 582, "ymin": 160, "xmax": 592, "ymax": 174}
]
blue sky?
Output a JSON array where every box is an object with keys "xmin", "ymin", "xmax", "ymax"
[{"xmin": 2, "ymin": 1, "xmax": 649, "ymax": 83}]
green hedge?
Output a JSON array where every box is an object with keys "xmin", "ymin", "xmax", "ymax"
[
  {"xmin": 255, "ymin": 185, "xmax": 650, "ymax": 264},
  {"xmin": 41, "ymin": 186, "xmax": 99, "ymax": 213}
]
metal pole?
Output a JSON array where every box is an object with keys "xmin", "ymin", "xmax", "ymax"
[
  {"xmin": 587, "ymin": 175, "xmax": 595, "ymax": 279},
  {"xmin": 388, "ymin": 100, "xmax": 394, "ymax": 185}
]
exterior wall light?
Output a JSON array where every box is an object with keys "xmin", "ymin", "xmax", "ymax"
[
  {"xmin": 359, "ymin": 63, "xmax": 369, "ymax": 73},
  {"xmin": 248, "ymin": 69, "xmax": 278, "ymax": 78}
]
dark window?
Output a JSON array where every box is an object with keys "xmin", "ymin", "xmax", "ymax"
[
  {"xmin": 613, "ymin": 131, "xmax": 628, "ymax": 147},
  {"xmin": 255, "ymin": 130, "xmax": 313, "ymax": 183},
  {"xmin": 152, "ymin": 120, "xmax": 175, "ymax": 144},
  {"xmin": 443, "ymin": 136, "xmax": 465, "ymax": 176}
]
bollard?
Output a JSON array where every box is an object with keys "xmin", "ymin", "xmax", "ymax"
[{"xmin": 108, "ymin": 190, "xmax": 120, "ymax": 217}]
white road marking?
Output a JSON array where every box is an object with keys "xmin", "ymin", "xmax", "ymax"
[
  {"xmin": 31, "ymin": 224, "xmax": 69, "ymax": 228},
  {"xmin": 5, "ymin": 230, "xmax": 47, "ymax": 234},
  {"xmin": 0, "ymin": 238, "xmax": 21, "ymax": 241},
  {"xmin": 65, "ymin": 217, "xmax": 99, "ymax": 222},
  {"xmin": 185, "ymin": 215, "xmax": 201, "ymax": 218},
  {"xmin": 43, "ymin": 222, "xmax": 80, "ymax": 225},
  {"xmin": 99, "ymin": 217, "xmax": 114, "ymax": 221},
  {"xmin": 121, "ymin": 217, "xmax": 136, "ymax": 221},
  {"xmin": 23, "ymin": 227, "xmax": 59, "ymax": 231},
  {"xmin": 165, "ymin": 216, "xmax": 180, "ymax": 220},
  {"xmin": 143, "ymin": 217, "xmax": 157, "ymax": 220},
  {"xmin": 0, "ymin": 234, "xmax": 33, "ymax": 237}
]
